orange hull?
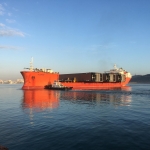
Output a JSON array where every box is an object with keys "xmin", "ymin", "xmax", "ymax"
[
  {"xmin": 61, "ymin": 77, "xmax": 131, "ymax": 90},
  {"xmin": 21, "ymin": 71, "xmax": 131, "ymax": 90},
  {"xmin": 21, "ymin": 71, "xmax": 59, "ymax": 89}
]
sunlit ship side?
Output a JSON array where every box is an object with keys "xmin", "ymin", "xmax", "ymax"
[
  {"xmin": 21, "ymin": 59, "xmax": 132, "ymax": 90},
  {"xmin": 59, "ymin": 65, "xmax": 132, "ymax": 90},
  {"xmin": 21, "ymin": 59, "xmax": 59, "ymax": 89}
]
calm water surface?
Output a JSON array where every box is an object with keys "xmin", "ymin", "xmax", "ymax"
[{"xmin": 0, "ymin": 84, "xmax": 150, "ymax": 150}]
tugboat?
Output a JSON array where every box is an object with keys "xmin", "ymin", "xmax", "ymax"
[{"xmin": 45, "ymin": 81, "xmax": 73, "ymax": 90}]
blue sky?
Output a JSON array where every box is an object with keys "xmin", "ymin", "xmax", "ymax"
[{"xmin": 0, "ymin": 0, "xmax": 150, "ymax": 80}]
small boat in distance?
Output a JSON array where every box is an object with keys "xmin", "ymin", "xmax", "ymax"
[{"xmin": 45, "ymin": 80, "xmax": 73, "ymax": 90}]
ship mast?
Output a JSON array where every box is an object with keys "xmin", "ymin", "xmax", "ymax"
[
  {"xmin": 30, "ymin": 57, "xmax": 33, "ymax": 71},
  {"xmin": 114, "ymin": 64, "xmax": 118, "ymax": 70}
]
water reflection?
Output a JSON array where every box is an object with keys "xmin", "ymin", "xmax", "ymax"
[
  {"xmin": 22, "ymin": 89, "xmax": 60, "ymax": 112},
  {"xmin": 60, "ymin": 86, "xmax": 132, "ymax": 106},
  {"xmin": 22, "ymin": 86, "xmax": 132, "ymax": 112}
]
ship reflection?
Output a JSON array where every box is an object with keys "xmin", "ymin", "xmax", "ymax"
[
  {"xmin": 22, "ymin": 86, "xmax": 132, "ymax": 113},
  {"xmin": 60, "ymin": 86, "xmax": 132, "ymax": 106},
  {"xmin": 22, "ymin": 89, "xmax": 60, "ymax": 112}
]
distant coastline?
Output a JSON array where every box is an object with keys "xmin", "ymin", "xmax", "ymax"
[
  {"xmin": 129, "ymin": 82, "xmax": 150, "ymax": 84},
  {"xmin": 129, "ymin": 74, "xmax": 150, "ymax": 84},
  {"xmin": 0, "ymin": 79, "xmax": 24, "ymax": 84}
]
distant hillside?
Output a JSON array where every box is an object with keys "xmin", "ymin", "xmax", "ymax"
[{"xmin": 130, "ymin": 74, "xmax": 150, "ymax": 83}]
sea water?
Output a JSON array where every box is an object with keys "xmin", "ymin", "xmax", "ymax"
[{"xmin": 0, "ymin": 84, "xmax": 150, "ymax": 150}]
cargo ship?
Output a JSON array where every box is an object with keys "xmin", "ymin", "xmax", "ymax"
[{"xmin": 21, "ymin": 59, "xmax": 132, "ymax": 90}]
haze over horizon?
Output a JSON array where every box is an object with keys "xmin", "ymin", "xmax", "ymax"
[{"xmin": 0, "ymin": 0, "xmax": 150, "ymax": 80}]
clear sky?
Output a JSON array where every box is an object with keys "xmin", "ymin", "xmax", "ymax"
[{"xmin": 0, "ymin": 0, "xmax": 150, "ymax": 80}]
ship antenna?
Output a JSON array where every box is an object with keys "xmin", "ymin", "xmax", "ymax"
[
  {"xmin": 114, "ymin": 64, "xmax": 118, "ymax": 70},
  {"xmin": 30, "ymin": 57, "xmax": 33, "ymax": 71}
]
